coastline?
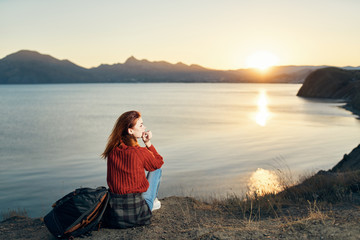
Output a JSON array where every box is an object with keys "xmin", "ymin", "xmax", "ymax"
[
  {"xmin": 2, "ymin": 139, "xmax": 360, "ymax": 239},
  {"xmin": 2, "ymin": 73, "xmax": 360, "ymax": 239},
  {"xmin": 344, "ymin": 104, "xmax": 360, "ymax": 119}
]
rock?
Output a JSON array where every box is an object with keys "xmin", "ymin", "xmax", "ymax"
[
  {"xmin": 296, "ymin": 67, "xmax": 360, "ymax": 172},
  {"xmin": 297, "ymin": 67, "xmax": 360, "ymax": 112},
  {"xmin": 331, "ymin": 144, "xmax": 360, "ymax": 172}
]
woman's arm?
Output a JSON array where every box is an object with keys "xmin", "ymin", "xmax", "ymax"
[
  {"xmin": 138, "ymin": 145, "xmax": 164, "ymax": 171},
  {"xmin": 140, "ymin": 130, "xmax": 163, "ymax": 170}
]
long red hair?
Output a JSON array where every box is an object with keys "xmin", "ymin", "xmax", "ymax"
[{"xmin": 101, "ymin": 111, "xmax": 141, "ymax": 159}]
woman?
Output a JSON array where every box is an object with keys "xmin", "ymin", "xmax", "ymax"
[{"xmin": 101, "ymin": 110, "xmax": 164, "ymax": 228}]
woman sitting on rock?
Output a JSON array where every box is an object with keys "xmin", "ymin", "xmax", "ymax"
[{"xmin": 101, "ymin": 110, "xmax": 164, "ymax": 228}]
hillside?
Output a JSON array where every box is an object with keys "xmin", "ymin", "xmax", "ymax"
[
  {"xmin": 297, "ymin": 67, "xmax": 360, "ymax": 113},
  {"xmin": 0, "ymin": 50, "xmax": 99, "ymax": 84},
  {"xmin": 0, "ymin": 50, "xmax": 325, "ymax": 84},
  {"xmin": 331, "ymin": 144, "xmax": 360, "ymax": 173}
]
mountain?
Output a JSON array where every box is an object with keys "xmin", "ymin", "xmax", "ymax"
[
  {"xmin": 0, "ymin": 50, "xmax": 100, "ymax": 84},
  {"xmin": 0, "ymin": 49, "xmax": 340, "ymax": 84},
  {"xmin": 297, "ymin": 67, "xmax": 360, "ymax": 113},
  {"xmin": 89, "ymin": 55, "xmax": 237, "ymax": 83}
]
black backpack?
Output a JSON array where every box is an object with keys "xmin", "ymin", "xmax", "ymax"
[{"xmin": 44, "ymin": 187, "xmax": 109, "ymax": 239}]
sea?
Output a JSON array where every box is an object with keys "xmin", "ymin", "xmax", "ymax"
[{"xmin": 0, "ymin": 83, "xmax": 359, "ymax": 218}]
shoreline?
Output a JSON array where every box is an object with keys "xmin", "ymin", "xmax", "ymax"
[
  {"xmin": 2, "ymin": 76, "xmax": 360, "ymax": 238},
  {"xmin": 2, "ymin": 138, "xmax": 360, "ymax": 239},
  {"xmin": 344, "ymin": 104, "xmax": 360, "ymax": 119}
]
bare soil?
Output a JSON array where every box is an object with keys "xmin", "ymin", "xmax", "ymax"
[{"xmin": 1, "ymin": 196, "xmax": 360, "ymax": 240}]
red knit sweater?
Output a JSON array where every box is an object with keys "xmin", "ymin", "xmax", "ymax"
[{"xmin": 107, "ymin": 143, "xmax": 164, "ymax": 195}]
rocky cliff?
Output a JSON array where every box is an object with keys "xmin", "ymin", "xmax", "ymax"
[
  {"xmin": 297, "ymin": 67, "xmax": 360, "ymax": 173},
  {"xmin": 331, "ymin": 144, "xmax": 360, "ymax": 172},
  {"xmin": 297, "ymin": 67, "xmax": 360, "ymax": 112}
]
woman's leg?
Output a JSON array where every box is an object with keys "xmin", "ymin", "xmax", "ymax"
[{"xmin": 142, "ymin": 168, "xmax": 162, "ymax": 210}]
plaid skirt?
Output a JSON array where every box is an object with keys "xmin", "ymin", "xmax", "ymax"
[{"xmin": 104, "ymin": 192, "xmax": 152, "ymax": 229}]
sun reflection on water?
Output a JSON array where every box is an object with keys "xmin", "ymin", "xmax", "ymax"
[
  {"xmin": 255, "ymin": 90, "xmax": 270, "ymax": 126},
  {"xmin": 247, "ymin": 168, "xmax": 283, "ymax": 196}
]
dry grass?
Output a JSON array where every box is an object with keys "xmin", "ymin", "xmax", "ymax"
[
  {"xmin": 280, "ymin": 170, "xmax": 360, "ymax": 203},
  {"xmin": 1, "ymin": 208, "xmax": 28, "ymax": 221},
  {"xmin": 213, "ymin": 169, "xmax": 360, "ymax": 226},
  {"xmin": 278, "ymin": 200, "xmax": 335, "ymax": 235}
]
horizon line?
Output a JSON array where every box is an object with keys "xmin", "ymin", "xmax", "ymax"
[{"xmin": 2, "ymin": 49, "xmax": 360, "ymax": 71}]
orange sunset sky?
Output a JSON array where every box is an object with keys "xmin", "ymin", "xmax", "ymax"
[{"xmin": 1, "ymin": 0, "xmax": 359, "ymax": 70}]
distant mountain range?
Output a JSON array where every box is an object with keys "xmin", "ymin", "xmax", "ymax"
[{"xmin": 1, "ymin": 50, "xmax": 359, "ymax": 84}]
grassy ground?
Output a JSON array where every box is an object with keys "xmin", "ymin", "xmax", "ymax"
[
  {"xmin": 1, "ymin": 169, "xmax": 360, "ymax": 239},
  {"xmin": 218, "ymin": 169, "xmax": 360, "ymax": 219}
]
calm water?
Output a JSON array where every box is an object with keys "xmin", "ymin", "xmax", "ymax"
[{"xmin": 0, "ymin": 83, "xmax": 359, "ymax": 218}]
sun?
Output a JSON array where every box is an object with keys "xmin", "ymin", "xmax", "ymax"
[{"xmin": 246, "ymin": 51, "xmax": 279, "ymax": 71}]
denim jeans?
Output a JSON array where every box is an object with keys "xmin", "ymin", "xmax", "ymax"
[{"xmin": 142, "ymin": 168, "xmax": 162, "ymax": 210}]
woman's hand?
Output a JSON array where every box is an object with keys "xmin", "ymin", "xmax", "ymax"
[{"xmin": 142, "ymin": 130, "xmax": 152, "ymax": 147}]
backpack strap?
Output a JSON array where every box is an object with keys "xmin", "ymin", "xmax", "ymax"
[{"xmin": 64, "ymin": 192, "xmax": 109, "ymax": 234}]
